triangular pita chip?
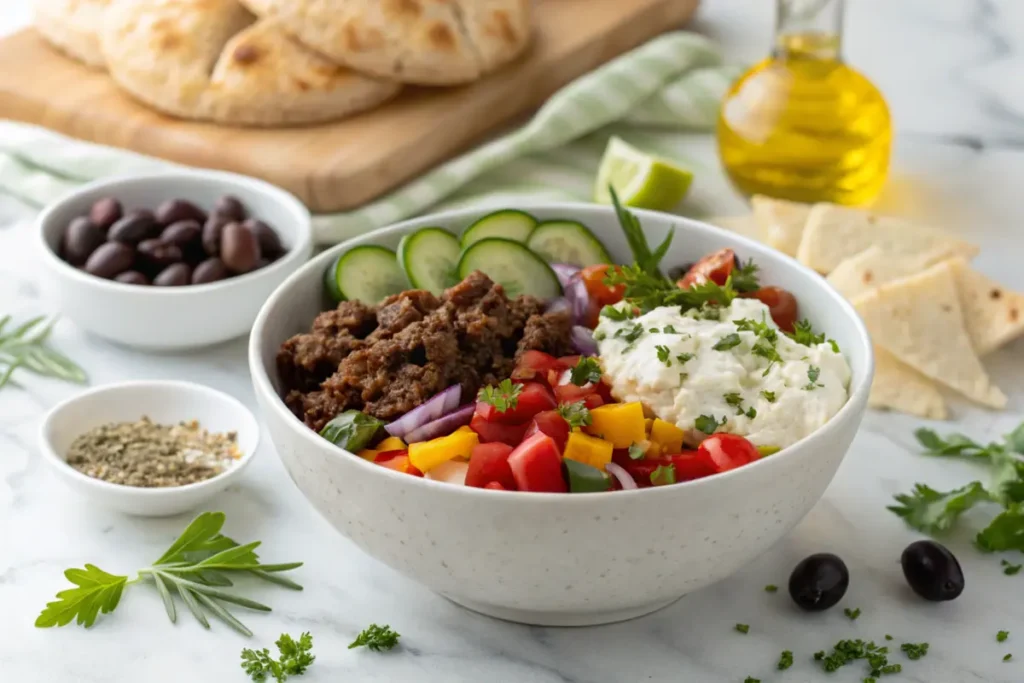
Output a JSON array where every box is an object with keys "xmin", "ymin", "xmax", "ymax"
[
  {"xmin": 948, "ymin": 257, "xmax": 1024, "ymax": 355},
  {"xmin": 869, "ymin": 346, "xmax": 948, "ymax": 419},
  {"xmin": 796, "ymin": 204, "xmax": 979, "ymax": 274},
  {"xmin": 852, "ymin": 260, "xmax": 1006, "ymax": 408},
  {"xmin": 705, "ymin": 215, "xmax": 762, "ymax": 241},
  {"xmin": 827, "ymin": 245, "xmax": 953, "ymax": 300},
  {"xmin": 751, "ymin": 195, "xmax": 813, "ymax": 256}
]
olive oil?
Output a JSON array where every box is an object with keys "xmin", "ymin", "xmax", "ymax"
[{"xmin": 717, "ymin": 0, "xmax": 891, "ymax": 205}]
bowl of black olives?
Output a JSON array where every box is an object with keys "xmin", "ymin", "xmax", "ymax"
[{"xmin": 36, "ymin": 169, "xmax": 312, "ymax": 350}]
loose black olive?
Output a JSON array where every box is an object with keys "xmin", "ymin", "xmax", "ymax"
[
  {"xmin": 788, "ymin": 553, "xmax": 849, "ymax": 611},
  {"xmin": 901, "ymin": 540, "xmax": 964, "ymax": 602}
]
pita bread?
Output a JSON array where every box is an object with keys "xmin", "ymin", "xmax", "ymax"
[
  {"xmin": 101, "ymin": 0, "xmax": 400, "ymax": 126},
  {"xmin": 947, "ymin": 257, "xmax": 1024, "ymax": 356},
  {"xmin": 796, "ymin": 204, "xmax": 979, "ymax": 274},
  {"xmin": 826, "ymin": 245, "xmax": 951, "ymax": 300},
  {"xmin": 852, "ymin": 260, "xmax": 1006, "ymax": 408},
  {"xmin": 238, "ymin": 0, "xmax": 532, "ymax": 85},
  {"xmin": 33, "ymin": 0, "xmax": 110, "ymax": 69},
  {"xmin": 751, "ymin": 195, "xmax": 813, "ymax": 257},
  {"xmin": 869, "ymin": 346, "xmax": 948, "ymax": 420}
]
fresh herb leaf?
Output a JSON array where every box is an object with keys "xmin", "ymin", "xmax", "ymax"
[
  {"xmin": 998, "ymin": 631, "xmax": 1010, "ymax": 642},
  {"xmin": 695, "ymin": 414, "xmax": 724, "ymax": 435},
  {"xmin": 743, "ymin": 678, "xmax": 760, "ymax": 683},
  {"xmin": 804, "ymin": 365, "xmax": 822, "ymax": 390},
  {"xmin": 650, "ymin": 464, "xmax": 676, "ymax": 486},
  {"xmin": 1005, "ymin": 653, "xmax": 1013, "ymax": 662},
  {"xmin": 1002, "ymin": 559, "xmax": 1022, "ymax": 575},
  {"xmin": 0, "ymin": 315, "xmax": 87, "ymax": 390},
  {"xmin": 628, "ymin": 442, "xmax": 647, "ymax": 460},
  {"xmin": 655, "ymin": 345, "xmax": 672, "ymax": 366},
  {"xmin": 735, "ymin": 623, "xmax": 750, "ymax": 634},
  {"xmin": 609, "ymin": 185, "xmax": 674, "ymax": 278},
  {"xmin": 735, "ymin": 317, "xmax": 778, "ymax": 343},
  {"xmin": 319, "ymin": 410, "xmax": 384, "ymax": 451},
  {"xmin": 713, "ymin": 333, "xmax": 742, "ymax": 351},
  {"xmin": 888, "ymin": 482, "xmax": 990, "ymax": 534},
  {"xmin": 662, "ymin": 324, "xmax": 677, "ymax": 334},
  {"xmin": 761, "ymin": 390, "xmax": 777, "ymax": 403},
  {"xmin": 34, "ymin": 564, "xmax": 128, "ymax": 628},
  {"xmin": 349, "ymin": 624, "xmax": 401, "ymax": 652},
  {"xmin": 764, "ymin": 584, "xmax": 778, "ymax": 593},
  {"xmin": 885, "ymin": 635, "xmax": 893, "ymax": 641},
  {"xmin": 977, "ymin": 503, "xmax": 1024, "ymax": 552},
  {"xmin": 900, "ymin": 642, "xmax": 929, "ymax": 660},
  {"xmin": 752, "ymin": 339, "xmax": 783, "ymax": 375},
  {"xmin": 477, "ymin": 379, "xmax": 523, "ymax": 413},
  {"xmin": 745, "ymin": 407, "xmax": 757, "ymax": 419},
  {"xmin": 844, "ymin": 607, "xmax": 862, "ymax": 620},
  {"xmin": 614, "ymin": 323, "xmax": 645, "ymax": 344},
  {"xmin": 676, "ymin": 352, "xmax": 694, "ymax": 364},
  {"xmin": 724, "ymin": 392, "xmax": 744, "ymax": 413},
  {"xmin": 731, "ymin": 259, "xmax": 761, "ymax": 293},
  {"xmin": 788, "ymin": 319, "xmax": 825, "ymax": 346},
  {"xmin": 241, "ymin": 632, "xmax": 315, "ymax": 682},
  {"xmin": 828, "ymin": 339, "xmax": 840, "ymax": 353},
  {"xmin": 914, "ymin": 427, "xmax": 1000, "ymax": 459},
  {"xmin": 600, "ymin": 305, "xmax": 635, "ymax": 322},
  {"xmin": 777, "ymin": 650, "xmax": 794, "ymax": 670},
  {"xmin": 570, "ymin": 357, "xmax": 603, "ymax": 386},
  {"xmin": 558, "ymin": 401, "xmax": 592, "ymax": 430}
]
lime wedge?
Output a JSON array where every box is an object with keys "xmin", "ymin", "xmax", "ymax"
[{"xmin": 594, "ymin": 136, "xmax": 694, "ymax": 210}]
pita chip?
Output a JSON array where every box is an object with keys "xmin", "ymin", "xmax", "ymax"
[
  {"xmin": 826, "ymin": 245, "xmax": 951, "ymax": 300},
  {"xmin": 751, "ymin": 195, "xmax": 813, "ymax": 256},
  {"xmin": 869, "ymin": 346, "xmax": 948, "ymax": 420},
  {"xmin": 705, "ymin": 215, "xmax": 762, "ymax": 241},
  {"xmin": 852, "ymin": 260, "xmax": 1006, "ymax": 408},
  {"xmin": 947, "ymin": 257, "xmax": 1024, "ymax": 355},
  {"xmin": 796, "ymin": 204, "xmax": 979, "ymax": 274}
]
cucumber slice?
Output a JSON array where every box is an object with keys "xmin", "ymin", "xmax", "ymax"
[
  {"xmin": 457, "ymin": 238, "xmax": 561, "ymax": 299},
  {"xmin": 526, "ymin": 220, "xmax": 613, "ymax": 267},
  {"xmin": 397, "ymin": 227, "xmax": 460, "ymax": 294},
  {"xmin": 461, "ymin": 209, "xmax": 538, "ymax": 247},
  {"xmin": 324, "ymin": 245, "xmax": 407, "ymax": 304}
]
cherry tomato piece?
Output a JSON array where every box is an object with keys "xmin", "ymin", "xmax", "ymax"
[
  {"xmin": 553, "ymin": 381, "xmax": 600, "ymax": 406},
  {"xmin": 743, "ymin": 286, "xmax": 799, "ymax": 333},
  {"xmin": 580, "ymin": 265, "xmax": 626, "ymax": 307},
  {"xmin": 469, "ymin": 413, "xmax": 529, "ymax": 447},
  {"xmin": 697, "ymin": 434, "xmax": 760, "ymax": 473},
  {"xmin": 484, "ymin": 481, "xmax": 506, "ymax": 491},
  {"xmin": 377, "ymin": 454, "xmax": 423, "ymax": 477},
  {"xmin": 507, "ymin": 433, "xmax": 568, "ymax": 493},
  {"xmin": 524, "ymin": 409, "xmax": 571, "ymax": 453},
  {"xmin": 512, "ymin": 351, "xmax": 568, "ymax": 384},
  {"xmin": 677, "ymin": 248, "xmax": 736, "ymax": 288},
  {"xmin": 475, "ymin": 381, "xmax": 556, "ymax": 424},
  {"xmin": 670, "ymin": 451, "xmax": 718, "ymax": 481},
  {"xmin": 466, "ymin": 442, "xmax": 517, "ymax": 490}
]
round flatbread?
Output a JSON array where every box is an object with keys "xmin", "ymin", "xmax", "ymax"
[
  {"xmin": 34, "ymin": 0, "xmax": 111, "ymax": 69},
  {"xmin": 101, "ymin": 0, "xmax": 401, "ymax": 126},
  {"xmin": 238, "ymin": 0, "xmax": 533, "ymax": 85}
]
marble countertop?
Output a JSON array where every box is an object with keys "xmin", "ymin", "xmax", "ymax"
[{"xmin": 3, "ymin": 1, "xmax": 1024, "ymax": 681}]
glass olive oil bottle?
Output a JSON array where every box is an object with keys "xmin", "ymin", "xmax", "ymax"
[{"xmin": 717, "ymin": 0, "xmax": 891, "ymax": 204}]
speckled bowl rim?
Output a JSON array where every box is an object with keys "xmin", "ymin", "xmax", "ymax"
[{"xmin": 250, "ymin": 202, "xmax": 874, "ymax": 501}]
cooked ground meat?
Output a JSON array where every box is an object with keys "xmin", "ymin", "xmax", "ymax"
[{"xmin": 278, "ymin": 271, "xmax": 574, "ymax": 432}]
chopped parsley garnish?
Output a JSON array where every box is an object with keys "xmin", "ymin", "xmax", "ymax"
[
  {"xmin": 649, "ymin": 327, "xmax": 660, "ymax": 333},
  {"xmin": 998, "ymin": 630, "xmax": 1010, "ymax": 643},
  {"xmin": 888, "ymin": 481, "xmax": 991, "ymax": 535},
  {"xmin": 804, "ymin": 365, "xmax": 822, "ymax": 390},
  {"xmin": 731, "ymin": 259, "xmax": 761, "ymax": 293},
  {"xmin": 593, "ymin": 330, "xmax": 606, "ymax": 341},
  {"xmin": 678, "ymin": 372, "xmax": 688, "ymax": 384},
  {"xmin": 713, "ymin": 333, "xmax": 742, "ymax": 351},
  {"xmin": 761, "ymin": 390, "xmax": 777, "ymax": 403},
  {"xmin": 752, "ymin": 339, "xmax": 783, "ymax": 375},
  {"xmin": 900, "ymin": 642, "xmax": 929, "ymax": 660},
  {"xmin": 743, "ymin": 678, "xmax": 760, "ymax": 683},
  {"xmin": 735, "ymin": 317, "xmax": 778, "ymax": 343},
  {"xmin": 676, "ymin": 352, "xmax": 694, "ymax": 364},
  {"xmin": 764, "ymin": 584, "xmax": 778, "ymax": 593},
  {"xmin": 745, "ymin": 407, "xmax": 757, "ymax": 419},
  {"xmin": 627, "ymin": 442, "xmax": 646, "ymax": 460},
  {"xmin": 570, "ymin": 356, "xmax": 603, "ymax": 386},
  {"xmin": 884, "ymin": 635, "xmax": 893, "ymax": 641},
  {"xmin": 724, "ymin": 392, "xmax": 744, "ymax": 413},
  {"xmin": 615, "ymin": 323, "xmax": 645, "ymax": 344},
  {"xmin": 829, "ymin": 339, "xmax": 840, "ymax": 353},
  {"xmin": 600, "ymin": 305, "xmax": 636, "ymax": 321},
  {"xmin": 788, "ymin": 319, "xmax": 825, "ymax": 346},
  {"xmin": 777, "ymin": 650, "xmax": 794, "ymax": 670},
  {"xmin": 1005, "ymin": 654, "xmax": 1013, "ymax": 662},
  {"xmin": 844, "ymin": 607, "xmax": 861, "ymax": 620},
  {"xmin": 557, "ymin": 401, "xmax": 592, "ymax": 430},
  {"xmin": 650, "ymin": 464, "xmax": 676, "ymax": 486},
  {"xmin": 348, "ymin": 624, "xmax": 400, "ymax": 652},
  {"xmin": 1003, "ymin": 559, "xmax": 1022, "ymax": 575},
  {"xmin": 814, "ymin": 639, "xmax": 907, "ymax": 677},
  {"xmin": 694, "ymin": 414, "xmax": 725, "ymax": 435},
  {"xmin": 735, "ymin": 623, "xmax": 750, "ymax": 634},
  {"xmin": 656, "ymin": 345, "xmax": 672, "ymax": 366},
  {"xmin": 662, "ymin": 324, "xmax": 677, "ymax": 334},
  {"xmin": 477, "ymin": 379, "xmax": 522, "ymax": 413}
]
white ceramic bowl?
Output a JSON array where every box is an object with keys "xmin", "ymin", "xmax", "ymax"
[
  {"xmin": 39, "ymin": 380, "xmax": 260, "ymax": 517},
  {"xmin": 250, "ymin": 203, "xmax": 874, "ymax": 626},
  {"xmin": 36, "ymin": 169, "xmax": 312, "ymax": 350}
]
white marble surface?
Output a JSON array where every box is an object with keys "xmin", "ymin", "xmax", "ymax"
[{"xmin": 3, "ymin": 1, "xmax": 1024, "ymax": 681}]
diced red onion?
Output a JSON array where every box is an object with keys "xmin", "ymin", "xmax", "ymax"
[
  {"xmin": 606, "ymin": 462, "xmax": 637, "ymax": 490},
  {"xmin": 385, "ymin": 384, "xmax": 461, "ymax": 438},
  {"xmin": 404, "ymin": 405, "xmax": 475, "ymax": 444},
  {"xmin": 546, "ymin": 297, "xmax": 572, "ymax": 316},
  {"xmin": 550, "ymin": 263, "xmax": 581, "ymax": 288},
  {"xmin": 571, "ymin": 325, "xmax": 599, "ymax": 356},
  {"xmin": 566, "ymin": 275, "xmax": 592, "ymax": 325}
]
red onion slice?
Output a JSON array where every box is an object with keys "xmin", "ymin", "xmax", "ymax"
[
  {"xmin": 385, "ymin": 384, "xmax": 462, "ymax": 438},
  {"xmin": 571, "ymin": 325, "xmax": 599, "ymax": 356},
  {"xmin": 566, "ymin": 275, "xmax": 592, "ymax": 325},
  {"xmin": 404, "ymin": 405, "xmax": 476, "ymax": 444},
  {"xmin": 606, "ymin": 462, "xmax": 637, "ymax": 490},
  {"xmin": 546, "ymin": 297, "xmax": 572, "ymax": 317},
  {"xmin": 550, "ymin": 263, "xmax": 581, "ymax": 287}
]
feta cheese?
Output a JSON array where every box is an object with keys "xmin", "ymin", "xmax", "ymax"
[{"xmin": 594, "ymin": 298, "xmax": 851, "ymax": 449}]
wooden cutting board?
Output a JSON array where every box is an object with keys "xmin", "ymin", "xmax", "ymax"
[{"xmin": 0, "ymin": 0, "xmax": 699, "ymax": 213}]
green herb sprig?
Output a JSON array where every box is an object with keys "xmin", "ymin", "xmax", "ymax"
[
  {"xmin": 558, "ymin": 401, "xmax": 592, "ymax": 430},
  {"xmin": 36, "ymin": 512, "xmax": 303, "ymax": 636},
  {"xmin": 477, "ymin": 379, "xmax": 523, "ymax": 413},
  {"xmin": 0, "ymin": 315, "xmax": 86, "ymax": 390},
  {"xmin": 349, "ymin": 624, "xmax": 401, "ymax": 652},
  {"xmin": 570, "ymin": 357, "xmax": 602, "ymax": 386},
  {"xmin": 241, "ymin": 632, "xmax": 315, "ymax": 682}
]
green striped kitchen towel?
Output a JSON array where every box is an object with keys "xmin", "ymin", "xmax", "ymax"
[{"xmin": 0, "ymin": 31, "xmax": 739, "ymax": 245}]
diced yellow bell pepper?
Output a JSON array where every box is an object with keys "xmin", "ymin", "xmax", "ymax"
[
  {"xmin": 644, "ymin": 418, "xmax": 654, "ymax": 431},
  {"xmin": 650, "ymin": 418, "xmax": 684, "ymax": 454},
  {"xmin": 645, "ymin": 441, "xmax": 662, "ymax": 458},
  {"xmin": 454, "ymin": 426, "xmax": 475, "ymax": 435},
  {"xmin": 585, "ymin": 402, "xmax": 646, "ymax": 449},
  {"xmin": 563, "ymin": 432, "xmax": 613, "ymax": 470},
  {"xmin": 408, "ymin": 429, "xmax": 479, "ymax": 473},
  {"xmin": 358, "ymin": 449, "xmax": 379, "ymax": 461},
  {"xmin": 377, "ymin": 436, "xmax": 406, "ymax": 452}
]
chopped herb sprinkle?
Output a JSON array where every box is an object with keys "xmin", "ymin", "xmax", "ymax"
[
  {"xmin": 1005, "ymin": 654, "xmax": 1013, "ymax": 662},
  {"xmin": 998, "ymin": 631, "xmax": 1010, "ymax": 643},
  {"xmin": 844, "ymin": 607, "xmax": 862, "ymax": 621},
  {"xmin": 761, "ymin": 390, "xmax": 777, "ymax": 403},
  {"xmin": 713, "ymin": 333, "xmax": 742, "ymax": 351},
  {"xmin": 1002, "ymin": 559, "xmax": 1022, "ymax": 575},
  {"xmin": 676, "ymin": 352, "xmax": 694, "ymax": 364},
  {"xmin": 656, "ymin": 345, "xmax": 672, "ymax": 366},
  {"xmin": 777, "ymin": 650, "xmax": 793, "ymax": 670},
  {"xmin": 695, "ymin": 414, "xmax": 724, "ymax": 435},
  {"xmin": 764, "ymin": 584, "xmax": 778, "ymax": 593},
  {"xmin": 900, "ymin": 642, "xmax": 929, "ymax": 660},
  {"xmin": 735, "ymin": 623, "xmax": 750, "ymax": 634},
  {"xmin": 884, "ymin": 635, "xmax": 893, "ymax": 641},
  {"xmin": 804, "ymin": 365, "xmax": 822, "ymax": 390},
  {"xmin": 743, "ymin": 678, "xmax": 760, "ymax": 683}
]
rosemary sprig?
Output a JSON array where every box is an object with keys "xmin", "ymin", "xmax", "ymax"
[{"xmin": 0, "ymin": 315, "xmax": 87, "ymax": 389}]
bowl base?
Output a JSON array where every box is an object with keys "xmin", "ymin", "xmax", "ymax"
[{"xmin": 442, "ymin": 593, "xmax": 683, "ymax": 627}]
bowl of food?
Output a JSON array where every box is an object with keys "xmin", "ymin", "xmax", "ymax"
[
  {"xmin": 249, "ymin": 201, "xmax": 873, "ymax": 626},
  {"xmin": 35, "ymin": 169, "xmax": 312, "ymax": 350}
]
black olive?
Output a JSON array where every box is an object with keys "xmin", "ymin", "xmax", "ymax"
[
  {"xmin": 788, "ymin": 553, "xmax": 849, "ymax": 611},
  {"xmin": 901, "ymin": 540, "xmax": 964, "ymax": 602}
]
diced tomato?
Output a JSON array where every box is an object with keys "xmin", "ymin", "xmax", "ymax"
[
  {"xmin": 553, "ymin": 381, "xmax": 598, "ymax": 405},
  {"xmin": 470, "ymin": 413, "xmax": 529, "ymax": 447},
  {"xmin": 558, "ymin": 355, "xmax": 582, "ymax": 369},
  {"xmin": 507, "ymin": 433, "xmax": 568, "ymax": 493},
  {"xmin": 610, "ymin": 451, "xmax": 663, "ymax": 488},
  {"xmin": 373, "ymin": 449, "xmax": 408, "ymax": 463},
  {"xmin": 611, "ymin": 449, "xmax": 710, "ymax": 486},
  {"xmin": 580, "ymin": 265, "xmax": 626, "ymax": 307},
  {"xmin": 743, "ymin": 286, "xmax": 799, "ymax": 332},
  {"xmin": 512, "ymin": 351, "xmax": 567, "ymax": 385},
  {"xmin": 582, "ymin": 393, "xmax": 605, "ymax": 409},
  {"xmin": 670, "ymin": 451, "xmax": 718, "ymax": 481},
  {"xmin": 475, "ymin": 381, "xmax": 556, "ymax": 424},
  {"xmin": 677, "ymin": 248, "xmax": 736, "ymax": 288},
  {"xmin": 377, "ymin": 454, "xmax": 423, "ymax": 477},
  {"xmin": 466, "ymin": 442, "xmax": 516, "ymax": 490},
  {"xmin": 524, "ymin": 410, "xmax": 570, "ymax": 452},
  {"xmin": 484, "ymin": 481, "xmax": 506, "ymax": 491},
  {"xmin": 698, "ymin": 434, "xmax": 760, "ymax": 473}
]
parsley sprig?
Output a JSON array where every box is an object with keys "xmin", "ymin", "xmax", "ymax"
[
  {"xmin": 558, "ymin": 401, "xmax": 592, "ymax": 430},
  {"xmin": 477, "ymin": 379, "xmax": 523, "ymax": 413},
  {"xmin": 241, "ymin": 632, "xmax": 315, "ymax": 682},
  {"xmin": 349, "ymin": 623, "xmax": 401, "ymax": 652},
  {"xmin": 569, "ymin": 357, "xmax": 602, "ymax": 386}
]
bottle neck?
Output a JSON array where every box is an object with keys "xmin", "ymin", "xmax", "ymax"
[{"xmin": 774, "ymin": 0, "xmax": 844, "ymax": 62}]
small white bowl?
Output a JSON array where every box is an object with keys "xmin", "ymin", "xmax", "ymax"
[
  {"xmin": 35, "ymin": 169, "xmax": 312, "ymax": 351},
  {"xmin": 39, "ymin": 380, "xmax": 260, "ymax": 517}
]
